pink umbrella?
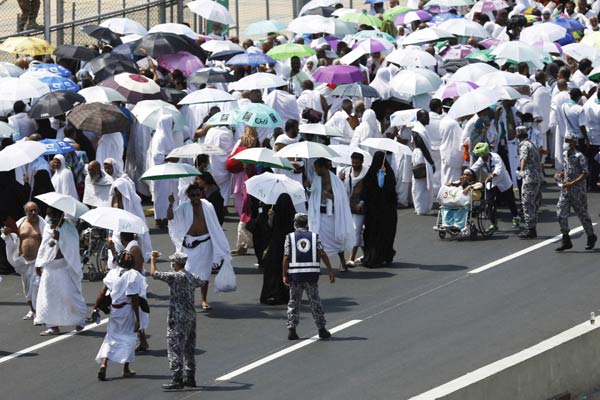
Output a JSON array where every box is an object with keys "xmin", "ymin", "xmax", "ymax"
[
  {"xmin": 433, "ymin": 81, "xmax": 479, "ymax": 100},
  {"xmin": 157, "ymin": 51, "xmax": 204, "ymax": 77},
  {"xmin": 440, "ymin": 44, "xmax": 475, "ymax": 60},
  {"xmin": 479, "ymin": 37, "xmax": 501, "ymax": 49},
  {"xmin": 472, "ymin": 0, "xmax": 509, "ymax": 13}
]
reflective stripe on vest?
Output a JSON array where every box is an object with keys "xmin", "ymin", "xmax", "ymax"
[{"xmin": 289, "ymin": 231, "xmax": 320, "ymax": 274}]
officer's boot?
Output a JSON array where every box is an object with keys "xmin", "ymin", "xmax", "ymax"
[
  {"xmin": 586, "ymin": 234, "xmax": 597, "ymax": 250},
  {"xmin": 555, "ymin": 233, "xmax": 573, "ymax": 252}
]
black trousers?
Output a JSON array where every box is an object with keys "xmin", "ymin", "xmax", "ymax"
[{"xmin": 486, "ymin": 186, "xmax": 519, "ymax": 219}]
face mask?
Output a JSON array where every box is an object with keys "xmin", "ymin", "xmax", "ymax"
[
  {"xmin": 377, "ymin": 170, "xmax": 385, "ymax": 188},
  {"xmin": 45, "ymin": 216, "xmax": 52, "ymax": 224}
]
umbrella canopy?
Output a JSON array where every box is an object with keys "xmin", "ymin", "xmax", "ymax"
[
  {"xmin": 446, "ymin": 86, "xmax": 502, "ymax": 119},
  {"xmin": 226, "ymin": 53, "xmax": 276, "ymax": 66},
  {"xmin": 314, "ymin": 65, "xmax": 365, "ymax": 84},
  {"xmin": 476, "ymin": 71, "xmax": 531, "ymax": 87},
  {"xmin": 580, "ymin": 31, "xmax": 600, "ymax": 50},
  {"xmin": 532, "ymin": 40, "xmax": 562, "ymax": 55},
  {"xmin": 385, "ymin": 48, "xmax": 436, "ymax": 67},
  {"xmin": 275, "ymin": 141, "xmax": 339, "ymax": 159},
  {"xmin": 229, "ymin": 72, "xmax": 288, "ymax": 90},
  {"xmin": 352, "ymin": 38, "xmax": 394, "ymax": 54},
  {"xmin": 131, "ymin": 99, "xmax": 183, "ymax": 130},
  {"xmin": 161, "ymin": 87, "xmax": 187, "ymax": 105},
  {"xmin": 178, "ymin": 88, "xmax": 235, "ymax": 105},
  {"xmin": 391, "ymin": 68, "xmax": 442, "ymax": 96},
  {"xmin": 168, "ymin": 142, "xmax": 226, "ymax": 158},
  {"xmin": 244, "ymin": 20, "xmax": 287, "ymax": 36},
  {"xmin": 81, "ymin": 25, "xmax": 123, "ymax": 46},
  {"xmin": 440, "ymin": 44, "xmax": 475, "ymax": 60},
  {"xmin": 298, "ymin": 123, "xmax": 343, "ymax": 137},
  {"xmin": 353, "ymin": 30, "xmax": 397, "ymax": 45},
  {"xmin": 426, "ymin": 0, "xmax": 474, "ymax": 5},
  {"xmin": 299, "ymin": 0, "xmax": 340, "ymax": 16},
  {"xmin": 99, "ymin": 73, "xmax": 162, "ymax": 103},
  {"xmin": 132, "ymin": 32, "xmax": 202, "ymax": 58},
  {"xmin": 29, "ymin": 90, "xmax": 86, "ymax": 119},
  {"xmin": 233, "ymin": 148, "xmax": 294, "ymax": 169},
  {"xmin": 371, "ymin": 97, "xmax": 413, "ymax": 120},
  {"xmin": 471, "ymin": 0, "xmax": 509, "ymax": 13},
  {"xmin": 29, "ymin": 63, "xmax": 72, "ymax": 78},
  {"xmin": 0, "ymin": 141, "xmax": 47, "ymax": 171},
  {"xmin": 448, "ymin": 62, "xmax": 498, "ymax": 82},
  {"xmin": 207, "ymin": 49, "xmax": 245, "ymax": 61},
  {"xmin": 140, "ymin": 163, "xmax": 201, "ymax": 181},
  {"xmin": 88, "ymin": 54, "xmax": 138, "ymax": 83},
  {"xmin": 207, "ymin": 111, "xmax": 238, "ymax": 126},
  {"xmin": 433, "ymin": 81, "xmax": 478, "ymax": 99},
  {"xmin": 67, "ymin": 102, "xmax": 129, "ymax": 134},
  {"xmin": 187, "ymin": 67, "xmax": 235, "ymax": 86},
  {"xmin": 331, "ymin": 83, "xmax": 381, "ymax": 99},
  {"xmin": 465, "ymin": 48, "xmax": 496, "ymax": 62},
  {"xmin": 81, "ymin": 207, "xmax": 148, "ymax": 234},
  {"xmin": 0, "ymin": 62, "xmax": 24, "ymax": 78},
  {"xmin": 78, "ymin": 86, "xmax": 127, "ymax": 104},
  {"xmin": 340, "ymin": 11, "xmax": 383, "ymax": 28},
  {"xmin": 288, "ymin": 15, "xmax": 358, "ymax": 35},
  {"xmin": 245, "ymin": 172, "xmax": 306, "ymax": 205},
  {"xmin": 38, "ymin": 75, "xmax": 80, "ymax": 92},
  {"xmin": 383, "ymin": 5, "xmax": 414, "ymax": 20},
  {"xmin": 0, "ymin": 121, "xmax": 18, "ymax": 138},
  {"xmin": 100, "ymin": 17, "xmax": 147, "ymax": 36},
  {"xmin": 394, "ymin": 10, "xmax": 431, "ymax": 25},
  {"xmin": 157, "ymin": 51, "xmax": 204, "ymax": 77},
  {"xmin": 35, "ymin": 192, "xmax": 89, "ymax": 218},
  {"xmin": 329, "ymin": 144, "xmax": 373, "ymax": 167},
  {"xmin": 562, "ymin": 43, "xmax": 598, "ymax": 62},
  {"xmin": 237, "ymin": 103, "xmax": 282, "ymax": 128},
  {"xmin": 149, "ymin": 23, "xmax": 200, "ymax": 40},
  {"xmin": 187, "ymin": 0, "xmax": 235, "ymax": 24},
  {"xmin": 360, "ymin": 137, "xmax": 406, "ymax": 156},
  {"xmin": 437, "ymin": 19, "xmax": 490, "ymax": 38},
  {"xmin": 40, "ymin": 139, "xmax": 75, "ymax": 155},
  {"xmin": 401, "ymin": 27, "xmax": 454, "ymax": 46},
  {"xmin": 390, "ymin": 109, "xmax": 419, "ymax": 128},
  {"xmin": 551, "ymin": 17, "xmax": 585, "ymax": 33},
  {"xmin": 0, "ymin": 77, "xmax": 50, "ymax": 101},
  {"xmin": 520, "ymin": 23, "xmax": 567, "ymax": 44},
  {"xmin": 200, "ymin": 40, "xmax": 245, "ymax": 53},
  {"xmin": 267, "ymin": 43, "xmax": 316, "ymax": 60},
  {"xmin": 0, "ymin": 36, "xmax": 55, "ymax": 56},
  {"xmin": 491, "ymin": 41, "xmax": 545, "ymax": 68}
]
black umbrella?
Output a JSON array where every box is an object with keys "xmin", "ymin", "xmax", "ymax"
[
  {"xmin": 207, "ymin": 49, "xmax": 244, "ymax": 62},
  {"xmin": 88, "ymin": 53, "xmax": 138, "ymax": 83},
  {"xmin": 161, "ymin": 87, "xmax": 186, "ymax": 105},
  {"xmin": 371, "ymin": 97, "xmax": 412, "ymax": 121},
  {"xmin": 304, "ymin": 6, "xmax": 335, "ymax": 17},
  {"xmin": 29, "ymin": 90, "xmax": 86, "ymax": 119},
  {"xmin": 81, "ymin": 25, "xmax": 123, "ymax": 46},
  {"xmin": 67, "ymin": 103, "xmax": 129, "ymax": 134},
  {"xmin": 54, "ymin": 45, "xmax": 99, "ymax": 61},
  {"xmin": 187, "ymin": 67, "xmax": 235, "ymax": 86},
  {"xmin": 132, "ymin": 32, "xmax": 202, "ymax": 58}
]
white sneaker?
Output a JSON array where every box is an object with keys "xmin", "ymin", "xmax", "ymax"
[{"xmin": 23, "ymin": 311, "xmax": 34, "ymax": 320}]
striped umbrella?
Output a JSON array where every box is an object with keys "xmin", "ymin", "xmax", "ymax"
[
  {"xmin": 440, "ymin": 44, "xmax": 475, "ymax": 60},
  {"xmin": 67, "ymin": 103, "xmax": 129, "ymax": 134},
  {"xmin": 99, "ymin": 73, "xmax": 161, "ymax": 103},
  {"xmin": 433, "ymin": 81, "xmax": 479, "ymax": 100},
  {"xmin": 394, "ymin": 10, "xmax": 431, "ymax": 25}
]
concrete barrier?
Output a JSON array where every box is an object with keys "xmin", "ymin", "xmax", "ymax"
[{"xmin": 410, "ymin": 319, "xmax": 600, "ymax": 400}]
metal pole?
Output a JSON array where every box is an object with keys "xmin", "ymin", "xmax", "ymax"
[
  {"xmin": 43, "ymin": 0, "xmax": 51, "ymax": 42},
  {"xmin": 71, "ymin": 2, "xmax": 75, "ymax": 44},
  {"xmin": 97, "ymin": 0, "xmax": 101, "ymax": 24},
  {"xmin": 235, "ymin": 0, "xmax": 239, "ymax": 39},
  {"xmin": 266, "ymin": 0, "xmax": 270, "ymax": 20},
  {"xmin": 123, "ymin": 0, "xmax": 126, "ymax": 17},
  {"xmin": 146, "ymin": 0, "xmax": 150, "ymax": 30},
  {"xmin": 177, "ymin": 0, "xmax": 184, "ymax": 23},
  {"xmin": 158, "ymin": 0, "xmax": 166, "ymax": 23},
  {"xmin": 56, "ymin": 0, "xmax": 64, "ymax": 46}
]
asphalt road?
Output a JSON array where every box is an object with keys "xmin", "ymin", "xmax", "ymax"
[{"xmin": 1, "ymin": 175, "xmax": 599, "ymax": 400}]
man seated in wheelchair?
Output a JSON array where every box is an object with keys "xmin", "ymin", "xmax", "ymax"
[{"xmin": 437, "ymin": 169, "xmax": 483, "ymax": 231}]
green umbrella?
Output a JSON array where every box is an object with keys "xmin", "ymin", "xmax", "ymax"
[
  {"xmin": 232, "ymin": 148, "xmax": 294, "ymax": 170},
  {"xmin": 236, "ymin": 103, "xmax": 282, "ymax": 128},
  {"xmin": 466, "ymin": 49, "xmax": 496, "ymax": 62},
  {"xmin": 382, "ymin": 6, "xmax": 414, "ymax": 20},
  {"xmin": 340, "ymin": 12, "xmax": 382, "ymax": 28},
  {"xmin": 353, "ymin": 30, "xmax": 397, "ymax": 45},
  {"xmin": 140, "ymin": 163, "xmax": 200, "ymax": 181},
  {"xmin": 267, "ymin": 43, "xmax": 316, "ymax": 60}
]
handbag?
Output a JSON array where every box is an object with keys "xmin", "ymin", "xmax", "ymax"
[
  {"xmin": 302, "ymin": 108, "xmax": 323, "ymax": 123},
  {"xmin": 412, "ymin": 163, "xmax": 427, "ymax": 179},
  {"xmin": 225, "ymin": 146, "xmax": 247, "ymax": 173}
]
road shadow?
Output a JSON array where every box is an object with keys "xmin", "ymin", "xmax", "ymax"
[
  {"xmin": 107, "ymin": 373, "xmax": 172, "ymax": 382},
  {"xmin": 199, "ymin": 382, "xmax": 253, "ymax": 392},
  {"xmin": 392, "ymin": 263, "xmax": 468, "ymax": 272},
  {"xmin": 325, "ymin": 336, "xmax": 368, "ymax": 342},
  {"xmin": 231, "ymin": 266, "xmax": 262, "ymax": 276},
  {"xmin": 141, "ymin": 348, "xmax": 206, "ymax": 357},
  {"xmin": 0, "ymin": 301, "xmax": 28, "ymax": 306},
  {"xmin": 320, "ymin": 297, "xmax": 359, "ymax": 313},
  {"xmin": 204, "ymin": 302, "xmax": 285, "ymax": 320},
  {"xmin": 337, "ymin": 270, "xmax": 396, "ymax": 279},
  {"xmin": 147, "ymin": 292, "xmax": 170, "ymax": 301},
  {"xmin": 0, "ymin": 350, "xmax": 38, "ymax": 358}
]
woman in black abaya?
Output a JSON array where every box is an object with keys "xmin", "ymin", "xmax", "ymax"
[
  {"xmin": 259, "ymin": 193, "xmax": 296, "ymax": 305},
  {"xmin": 361, "ymin": 151, "xmax": 398, "ymax": 268}
]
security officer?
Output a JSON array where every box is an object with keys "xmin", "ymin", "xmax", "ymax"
[
  {"xmin": 555, "ymin": 133, "xmax": 597, "ymax": 251},
  {"xmin": 517, "ymin": 126, "xmax": 543, "ymax": 239}
]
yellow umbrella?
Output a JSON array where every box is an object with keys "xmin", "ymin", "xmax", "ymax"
[
  {"xmin": 581, "ymin": 32, "xmax": 600, "ymax": 50},
  {"xmin": 0, "ymin": 36, "xmax": 55, "ymax": 56}
]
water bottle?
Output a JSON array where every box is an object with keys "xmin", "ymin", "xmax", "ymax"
[{"xmin": 326, "ymin": 198, "xmax": 333, "ymax": 216}]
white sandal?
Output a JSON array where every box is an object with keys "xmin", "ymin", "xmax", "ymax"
[{"xmin": 40, "ymin": 328, "xmax": 60, "ymax": 336}]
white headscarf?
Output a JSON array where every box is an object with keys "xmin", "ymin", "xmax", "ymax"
[
  {"xmin": 350, "ymin": 109, "xmax": 381, "ymax": 147},
  {"xmin": 50, "ymin": 154, "xmax": 79, "ymax": 199},
  {"xmin": 302, "ymin": 55, "xmax": 319, "ymax": 78},
  {"xmin": 148, "ymin": 114, "xmax": 176, "ymax": 167},
  {"xmin": 370, "ymin": 67, "xmax": 399, "ymax": 100},
  {"xmin": 103, "ymin": 157, "xmax": 126, "ymax": 179}
]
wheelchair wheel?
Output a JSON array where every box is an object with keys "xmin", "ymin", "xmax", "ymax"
[
  {"xmin": 469, "ymin": 221, "xmax": 478, "ymax": 240},
  {"xmin": 477, "ymin": 203, "xmax": 497, "ymax": 237},
  {"xmin": 438, "ymin": 230, "xmax": 446, "ymax": 239},
  {"xmin": 95, "ymin": 242, "xmax": 110, "ymax": 277}
]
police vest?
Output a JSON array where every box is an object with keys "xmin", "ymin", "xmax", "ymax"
[{"xmin": 288, "ymin": 231, "xmax": 321, "ymax": 281}]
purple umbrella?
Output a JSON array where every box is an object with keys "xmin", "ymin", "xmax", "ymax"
[
  {"xmin": 157, "ymin": 51, "xmax": 204, "ymax": 77},
  {"xmin": 313, "ymin": 65, "xmax": 365, "ymax": 84},
  {"xmin": 394, "ymin": 10, "xmax": 431, "ymax": 25},
  {"xmin": 433, "ymin": 81, "xmax": 478, "ymax": 100},
  {"xmin": 440, "ymin": 44, "xmax": 475, "ymax": 60},
  {"xmin": 478, "ymin": 37, "xmax": 501, "ymax": 49}
]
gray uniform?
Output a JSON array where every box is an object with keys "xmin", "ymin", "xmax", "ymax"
[
  {"xmin": 557, "ymin": 149, "xmax": 595, "ymax": 236},
  {"xmin": 153, "ymin": 270, "xmax": 203, "ymax": 382},
  {"xmin": 519, "ymin": 140, "xmax": 543, "ymax": 229}
]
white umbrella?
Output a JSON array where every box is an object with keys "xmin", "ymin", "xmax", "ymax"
[
  {"xmin": 299, "ymin": 0, "xmax": 340, "ymax": 16},
  {"xmin": 426, "ymin": 0, "xmax": 474, "ymax": 6},
  {"xmin": 0, "ymin": 121, "xmax": 18, "ymax": 138},
  {"xmin": 81, "ymin": 207, "xmax": 148, "ymax": 234},
  {"xmin": 275, "ymin": 141, "xmax": 339, "ymax": 160},
  {"xmin": 448, "ymin": 63, "xmax": 498, "ymax": 83},
  {"xmin": 360, "ymin": 137, "xmax": 406, "ymax": 156},
  {"xmin": 0, "ymin": 77, "xmax": 50, "ymax": 101},
  {"xmin": 245, "ymin": 172, "xmax": 306, "ymax": 205},
  {"xmin": 178, "ymin": 88, "xmax": 235, "ymax": 105},
  {"xmin": 200, "ymin": 40, "xmax": 244, "ymax": 53},
  {"xmin": 140, "ymin": 163, "xmax": 201, "ymax": 181},
  {"xmin": 471, "ymin": 0, "xmax": 509, "ymax": 13},
  {"xmin": 490, "ymin": 41, "xmax": 545, "ymax": 68},
  {"xmin": 446, "ymin": 87, "xmax": 502, "ymax": 119},
  {"xmin": 329, "ymin": 144, "xmax": 373, "ymax": 167},
  {"xmin": 354, "ymin": 37, "xmax": 395, "ymax": 53},
  {"xmin": 401, "ymin": 27, "xmax": 454, "ymax": 46},
  {"xmin": 35, "ymin": 192, "xmax": 89, "ymax": 218},
  {"xmin": 0, "ymin": 140, "xmax": 47, "ymax": 171},
  {"xmin": 232, "ymin": 148, "xmax": 294, "ymax": 170},
  {"xmin": 562, "ymin": 43, "xmax": 599, "ymax": 62},
  {"xmin": 131, "ymin": 100, "xmax": 184, "ymax": 130},
  {"xmin": 78, "ymin": 86, "xmax": 127, "ymax": 103},
  {"xmin": 0, "ymin": 62, "xmax": 24, "ymax": 78},
  {"xmin": 187, "ymin": 0, "xmax": 235, "ymax": 25},
  {"xmin": 437, "ymin": 19, "xmax": 490, "ymax": 39},
  {"xmin": 520, "ymin": 23, "xmax": 566, "ymax": 44},
  {"xmin": 391, "ymin": 69, "xmax": 442, "ymax": 96},
  {"xmin": 492, "ymin": 86, "xmax": 524, "ymax": 100},
  {"xmin": 331, "ymin": 8, "xmax": 358, "ymax": 17},
  {"xmin": 168, "ymin": 142, "xmax": 226, "ymax": 158},
  {"xmin": 244, "ymin": 20, "xmax": 287, "ymax": 36},
  {"xmin": 385, "ymin": 48, "xmax": 437, "ymax": 68},
  {"xmin": 476, "ymin": 71, "xmax": 531, "ymax": 87},
  {"xmin": 100, "ymin": 17, "xmax": 147, "ymax": 35},
  {"xmin": 229, "ymin": 72, "xmax": 287, "ymax": 90},
  {"xmin": 298, "ymin": 123, "xmax": 343, "ymax": 137},
  {"xmin": 288, "ymin": 15, "xmax": 357, "ymax": 36},
  {"xmin": 148, "ymin": 23, "xmax": 200, "ymax": 40},
  {"xmin": 389, "ymin": 109, "xmax": 419, "ymax": 128}
]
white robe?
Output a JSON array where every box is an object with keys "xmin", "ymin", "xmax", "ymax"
[
  {"xmin": 439, "ymin": 116, "xmax": 464, "ymax": 185},
  {"xmin": 96, "ymin": 132, "xmax": 124, "ymax": 168},
  {"xmin": 297, "ymin": 89, "xmax": 324, "ymax": 122},
  {"xmin": 147, "ymin": 115, "xmax": 178, "ymax": 219},
  {"xmin": 325, "ymin": 111, "xmax": 354, "ymax": 145},
  {"xmin": 370, "ymin": 67, "xmax": 399, "ymax": 100},
  {"xmin": 550, "ymin": 91, "xmax": 570, "ymax": 170},
  {"xmin": 51, "ymin": 154, "xmax": 79, "ymax": 199},
  {"xmin": 82, "ymin": 171, "xmax": 113, "ymax": 208},
  {"xmin": 389, "ymin": 145, "xmax": 413, "ymax": 207},
  {"xmin": 308, "ymin": 171, "xmax": 355, "ymax": 254},
  {"xmin": 350, "ymin": 109, "xmax": 381, "ymax": 147},
  {"xmin": 412, "ymin": 124, "xmax": 435, "ymax": 215},
  {"xmin": 34, "ymin": 221, "xmax": 87, "ymax": 327},
  {"xmin": 125, "ymin": 120, "xmax": 152, "ymax": 197},
  {"xmin": 204, "ymin": 126, "xmax": 234, "ymax": 202},
  {"xmin": 265, "ymin": 90, "xmax": 300, "ymax": 127}
]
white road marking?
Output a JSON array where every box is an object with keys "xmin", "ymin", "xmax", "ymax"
[
  {"xmin": 215, "ymin": 319, "xmax": 363, "ymax": 381},
  {"xmin": 0, "ymin": 318, "xmax": 108, "ymax": 365},
  {"xmin": 469, "ymin": 224, "xmax": 596, "ymax": 274}
]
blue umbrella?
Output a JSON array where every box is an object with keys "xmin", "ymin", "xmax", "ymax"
[
  {"xmin": 432, "ymin": 13, "xmax": 462, "ymax": 23},
  {"xmin": 39, "ymin": 76, "xmax": 80, "ymax": 92},
  {"xmin": 551, "ymin": 18, "xmax": 585, "ymax": 32},
  {"xmin": 226, "ymin": 53, "xmax": 276, "ymax": 66},
  {"xmin": 557, "ymin": 32, "xmax": 575, "ymax": 46},
  {"xmin": 40, "ymin": 139, "xmax": 75, "ymax": 155},
  {"xmin": 29, "ymin": 63, "xmax": 72, "ymax": 77}
]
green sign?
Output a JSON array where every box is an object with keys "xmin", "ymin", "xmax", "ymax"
[{"xmin": 206, "ymin": 0, "xmax": 230, "ymax": 37}]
